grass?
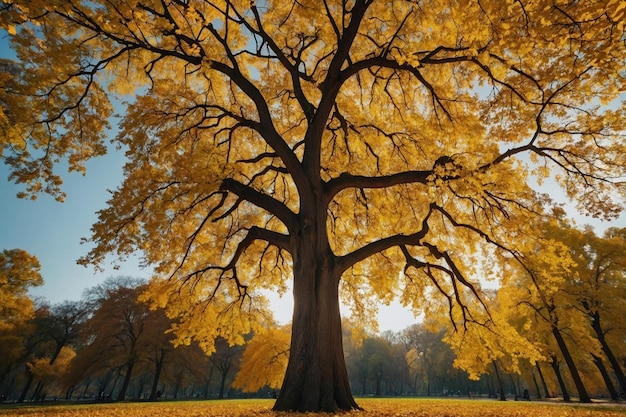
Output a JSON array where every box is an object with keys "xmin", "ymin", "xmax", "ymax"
[{"xmin": 0, "ymin": 398, "xmax": 625, "ymax": 417}]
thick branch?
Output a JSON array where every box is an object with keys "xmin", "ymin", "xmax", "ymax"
[
  {"xmin": 220, "ymin": 178, "xmax": 297, "ymax": 232},
  {"xmin": 325, "ymin": 170, "xmax": 431, "ymax": 201},
  {"xmin": 177, "ymin": 226, "xmax": 291, "ymax": 307},
  {"xmin": 305, "ymin": 0, "xmax": 373, "ymax": 174},
  {"xmin": 335, "ymin": 203, "xmax": 434, "ymax": 273},
  {"xmin": 223, "ymin": 226, "xmax": 292, "ymax": 272},
  {"xmin": 65, "ymin": 2, "xmax": 308, "ymax": 194},
  {"xmin": 209, "ymin": 61, "xmax": 308, "ymax": 191},
  {"xmin": 401, "ymin": 246, "xmax": 459, "ymax": 330}
]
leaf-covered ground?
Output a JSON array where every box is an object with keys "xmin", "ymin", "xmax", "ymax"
[{"xmin": 1, "ymin": 398, "xmax": 625, "ymax": 417}]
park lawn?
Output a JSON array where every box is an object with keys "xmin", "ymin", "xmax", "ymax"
[{"xmin": 1, "ymin": 398, "xmax": 625, "ymax": 417}]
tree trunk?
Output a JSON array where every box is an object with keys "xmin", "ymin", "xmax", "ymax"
[
  {"xmin": 17, "ymin": 366, "xmax": 33, "ymax": 403},
  {"xmin": 550, "ymin": 356, "xmax": 570, "ymax": 402},
  {"xmin": 375, "ymin": 373, "xmax": 382, "ymax": 397},
  {"xmin": 486, "ymin": 374, "xmax": 495, "ymax": 398},
  {"xmin": 361, "ymin": 376, "xmax": 366, "ymax": 396},
  {"xmin": 30, "ymin": 380, "xmax": 44, "ymax": 402},
  {"xmin": 149, "ymin": 351, "xmax": 166, "ymax": 400},
  {"xmin": 81, "ymin": 380, "xmax": 91, "ymax": 400},
  {"xmin": 273, "ymin": 238, "xmax": 359, "ymax": 412},
  {"xmin": 590, "ymin": 314, "xmax": 626, "ymax": 394},
  {"xmin": 492, "ymin": 361, "xmax": 506, "ymax": 401},
  {"xmin": 532, "ymin": 371, "xmax": 542, "ymax": 399},
  {"xmin": 218, "ymin": 363, "xmax": 230, "ymax": 399},
  {"xmin": 509, "ymin": 374, "xmax": 519, "ymax": 401},
  {"xmin": 591, "ymin": 354, "xmax": 619, "ymax": 401},
  {"xmin": 117, "ymin": 360, "xmax": 135, "ymax": 401},
  {"xmin": 204, "ymin": 364, "xmax": 214, "ymax": 399},
  {"xmin": 551, "ymin": 327, "xmax": 591, "ymax": 402},
  {"xmin": 536, "ymin": 363, "xmax": 550, "ymax": 398},
  {"xmin": 65, "ymin": 385, "xmax": 74, "ymax": 400}
]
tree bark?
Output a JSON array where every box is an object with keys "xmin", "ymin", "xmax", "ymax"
[
  {"xmin": 273, "ymin": 234, "xmax": 359, "ymax": 412},
  {"xmin": 551, "ymin": 327, "xmax": 591, "ymax": 402}
]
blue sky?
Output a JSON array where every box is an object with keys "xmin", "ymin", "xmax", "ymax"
[
  {"xmin": 0, "ymin": 32, "xmax": 152, "ymax": 304},
  {"xmin": 1, "ymin": 148, "xmax": 155, "ymax": 299},
  {"xmin": 1, "ymin": 30, "xmax": 623, "ymax": 333}
]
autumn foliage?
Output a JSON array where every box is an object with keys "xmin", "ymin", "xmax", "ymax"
[
  {"xmin": 233, "ymin": 326, "xmax": 290, "ymax": 393},
  {"xmin": 1, "ymin": 0, "xmax": 625, "ymax": 411},
  {"xmin": 1, "ymin": 399, "xmax": 626, "ymax": 417},
  {"xmin": 0, "ymin": 249, "xmax": 42, "ymax": 331}
]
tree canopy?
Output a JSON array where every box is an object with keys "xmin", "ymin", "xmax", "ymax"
[{"xmin": 1, "ymin": 0, "xmax": 624, "ymax": 411}]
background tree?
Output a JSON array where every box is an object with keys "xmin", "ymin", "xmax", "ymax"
[
  {"xmin": 233, "ymin": 326, "xmax": 290, "ymax": 394},
  {"xmin": 76, "ymin": 278, "xmax": 149, "ymax": 401},
  {"xmin": 140, "ymin": 307, "xmax": 177, "ymax": 401},
  {"xmin": 14, "ymin": 304, "xmax": 61, "ymax": 403},
  {"xmin": 499, "ymin": 224, "xmax": 604, "ymax": 402},
  {"xmin": 0, "ymin": 318, "xmax": 35, "ymax": 394},
  {"xmin": 26, "ymin": 301, "xmax": 87, "ymax": 402},
  {"xmin": 359, "ymin": 337, "xmax": 393, "ymax": 397},
  {"xmin": 209, "ymin": 336, "xmax": 244, "ymax": 399},
  {"xmin": 401, "ymin": 324, "xmax": 453, "ymax": 396},
  {"xmin": 440, "ymin": 290, "xmax": 542, "ymax": 400},
  {"xmin": 562, "ymin": 226, "xmax": 626, "ymax": 395},
  {"xmin": 26, "ymin": 346, "xmax": 76, "ymax": 401},
  {"xmin": 2, "ymin": 0, "xmax": 625, "ymax": 411}
]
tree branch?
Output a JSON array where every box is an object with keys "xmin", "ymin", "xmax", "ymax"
[
  {"xmin": 325, "ymin": 170, "xmax": 431, "ymax": 201},
  {"xmin": 220, "ymin": 178, "xmax": 297, "ymax": 232},
  {"xmin": 335, "ymin": 203, "xmax": 434, "ymax": 273}
]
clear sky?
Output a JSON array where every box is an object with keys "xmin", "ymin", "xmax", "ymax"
[{"xmin": 1, "ymin": 31, "xmax": 623, "ymax": 334}]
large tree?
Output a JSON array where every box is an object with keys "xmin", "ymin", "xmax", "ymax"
[{"xmin": 1, "ymin": 0, "xmax": 625, "ymax": 411}]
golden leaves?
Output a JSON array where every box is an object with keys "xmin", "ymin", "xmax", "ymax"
[
  {"xmin": 143, "ymin": 276, "xmax": 273, "ymax": 355},
  {"xmin": 232, "ymin": 326, "xmax": 290, "ymax": 392},
  {"xmin": 0, "ymin": 249, "xmax": 43, "ymax": 331},
  {"xmin": 28, "ymin": 346, "xmax": 76, "ymax": 381},
  {"xmin": 0, "ymin": 398, "xmax": 623, "ymax": 417}
]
